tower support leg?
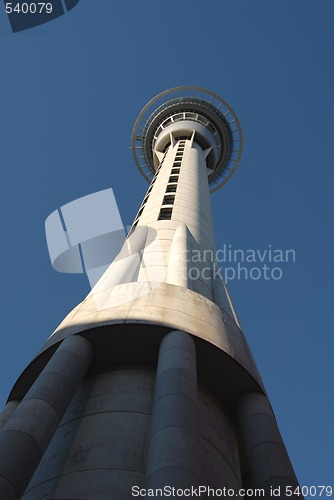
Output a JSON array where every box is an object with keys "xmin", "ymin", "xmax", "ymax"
[
  {"xmin": 0, "ymin": 335, "xmax": 93, "ymax": 500},
  {"xmin": 0, "ymin": 400, "xmax": 20, "ymax": 431},
  {"xmin": 145, "ymin": 330, "xmax": 200, "ymax": 491},
  {"xmin": 237, "ymin": 391, "xmax": 300, "ymax": 497}
]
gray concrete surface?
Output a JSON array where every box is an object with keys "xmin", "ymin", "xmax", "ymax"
[
  {"xmin": 145, "ymin": 330, "xmax": 201, "ymax": 490},
  {"xmin": 237, "ymin": 391, "xmax": 299, "ymax": 496},
  {"xmin": 0, "ymin": 335, "xmax": 93, "ymax": 500},
  {"xmin": 0, "ymin": 400, "xmax": 20, "ymax": 431}
]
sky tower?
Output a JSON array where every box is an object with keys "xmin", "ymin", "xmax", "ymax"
[{"xmin": 0, "ymin": 87, "xmax": 301, "ymax": 499}]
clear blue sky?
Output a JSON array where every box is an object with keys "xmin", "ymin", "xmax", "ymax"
[{"xmin": 1, "ymin": 0, "xmax": 333, "ymax": 491}]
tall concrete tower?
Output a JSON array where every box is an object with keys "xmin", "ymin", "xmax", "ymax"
[{"xmin": 0, "ymin": 87, "xmax": 300, "ymax": 499}]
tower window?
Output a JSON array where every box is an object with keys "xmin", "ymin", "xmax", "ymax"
[
  {"xmin": 169, "ymin": 175, "xmax": 178, "ymax": 183},
  {"xmin": 166, "ymin": 184, "xmax": 177, "ymax": 193},
  {"xmin": 171, "ymin": 168, "xmax": 180, "ymax": 175},
  {"xmin": 162, "ymin": 195, "xmax": 175, "ymax": 205},
  {"xmin": 158, "ymin": 207, "xmax": 173, "ymax": 220}
]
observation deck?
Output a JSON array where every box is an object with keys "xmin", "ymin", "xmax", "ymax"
[{"xmin": 132, "ymin": 86, "xmax": 243, "ymax": 192}]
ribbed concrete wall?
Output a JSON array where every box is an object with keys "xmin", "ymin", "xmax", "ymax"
[
  {"xmin": 23, "ymin": 369, "xmax": 155, "ymax": 499},
  {"xmin": 0, "ymin": 335, "xmax": 93, "ymax": 499},
  {"xmin": 0, "ymin": 325, "xmax": 299, "ymax": 498},
  {"xmin": 21, "ymin": 352, "xmax": 249, "ymax": 498},
  {"xmin": 237, "ymin": 392, "xmax": 299, "ymax": 495},
  {"xmin": 198, "ymin": 389, "xmax": 242, "ymax": 490},
  {"xmin": 145, "ymin": 331, "xmax": 200, "ymax": 489}
]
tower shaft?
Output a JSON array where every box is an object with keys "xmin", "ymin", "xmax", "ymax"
[
  {"xmin": 130, "ymin": 136, "xmax": 215, "ymax": 300},
  {"xmin": 137, "ymin": 137, "xmax": 214, "ymax": 247}
]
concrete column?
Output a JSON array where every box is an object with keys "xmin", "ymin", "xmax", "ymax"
[
  {"xmin": 237, "ymin": 392, "xmax": 300, "ymax": 497},
  {"xmin": 145, "ymin": 330, "xmax": 200, "ymax": 490},
  {"xmin": 0, "ymin": 334, "xmax": 93, "ymax": 500},
  {"xmin": 0, "ymin": 400, "xmax": 20, "ymax": 431}
]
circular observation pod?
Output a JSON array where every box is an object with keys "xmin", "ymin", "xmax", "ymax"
[{"xmin": 132, "ymin": 86, "xmax": 243, "ymax": 192}]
